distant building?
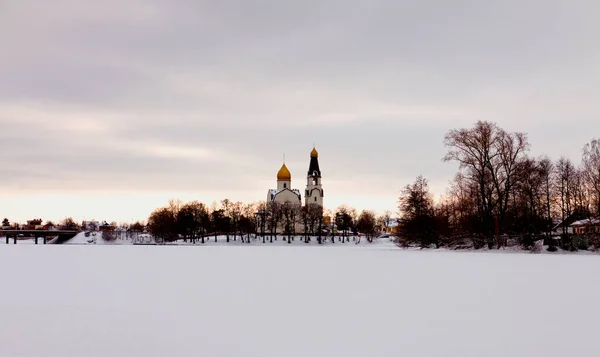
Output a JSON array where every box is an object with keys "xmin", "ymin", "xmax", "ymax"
[
  {"xmin": 258, "ymin": 146, "xmax": 325, "ymax": 234},
  {"xmin": 267, "ymin": 146, "xmax": 324, "ymax": 207},
  {"xmin": 381, "ymin": 220, "xmax": 399, "ymax": 234},
  {"xmin": 99, "ymin": 221, "xmax": 115, "ymax": 232},
  {"xmin": 552, "ymin": 219, "xmax": 575, "ymax": 235},
  {"xmin": 570, "ymin": 218, "xmax": 600, "ymax": 235},
  {"xmin": 23, "ymin": 219, "xmax": 43, "ymax": 230}
]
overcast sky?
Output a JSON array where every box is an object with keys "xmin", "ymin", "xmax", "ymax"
[{"xmin": 1, "ymin": 0, "xmax": 599, "ymax": 223}]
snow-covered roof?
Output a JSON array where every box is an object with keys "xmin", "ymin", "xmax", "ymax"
[
  {"xmin": 268, "ymin": 188, "xmax": 301, "ymax": 202},
  {"xmin": 571, "ymin": 218, "xmax": 600, "ymax": 226},
  {"xmin": 269, "ymin": 188, "xmax": 301, "ymax": 196}
]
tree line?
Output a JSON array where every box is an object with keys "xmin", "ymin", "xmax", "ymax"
[
  {"xmin": 146, "ymin": 199, "xmax": 389, "ymax": 244},
  {"xmin": 398, "ymin": 120, "xmax": 600, "ymax": 252}
]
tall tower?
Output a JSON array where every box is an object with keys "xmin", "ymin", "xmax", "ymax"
[{"xmin": 305, "ymin": 146, "xmax": 324, "ymax": 206}]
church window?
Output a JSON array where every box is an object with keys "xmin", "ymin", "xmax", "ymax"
[
  {"xmin": 312, "ymin": 178, "xmax": 316, "ymax": 185},
  {"xmin": 283, "ymin": 183, "xmax": 287, "ymax": 188},
  {"xmin": 314, "ymin": 197, "xmax": 317, "ymax": 202}
]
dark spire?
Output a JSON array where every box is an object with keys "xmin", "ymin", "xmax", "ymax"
[{"xmin": 308, "ymin": 146, "xmax": 321, "ymax": 177}]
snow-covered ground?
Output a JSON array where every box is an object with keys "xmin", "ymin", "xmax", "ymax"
[
  {"xmin": 0, "ymin": 244, "xmax": 598, "ymax": 357},
  {"xmin": 60, "ymin": 231, "xmax": 396, "ymax": 247}
]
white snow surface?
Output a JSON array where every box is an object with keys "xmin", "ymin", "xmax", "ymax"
[{"xmin": 1, "ymin": 244, "xmax": 599, "ymax": 357}]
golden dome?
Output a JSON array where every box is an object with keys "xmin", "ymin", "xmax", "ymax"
[
  {"xmin": 277, "ymin": 163, "xmax": 291, "ymax": 181},
  {"xmin": 310, "ymin": 146, "xmax": 319, "ymax": 157}
]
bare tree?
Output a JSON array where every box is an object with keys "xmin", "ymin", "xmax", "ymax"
[
  {"xmin": 511, "ymin": 157, "xmax": 546, "ymax": 246},
  {"xmin": 538, "ymin": 156, "xmax": 555, "ymax": 237},
  {"xmin": 335, "ymin": 205, "xmax": 354, "ymax": 243},
  {"xmin": 444, "ymin": 121, "xmax": 529, "ymax": 248},
  {"xmin": 280, "ymin": 201, "xmax": 295, "ymax": 243},
  {"xmin": 348, "ymin": 207, "xmax": 358, "ymax": 242},
  {"xmin": 300, "ymin": 205, "xmax": 310, "ymax": 243},
  {"xmin": 267, "ymin": 201, "xmax": 282, "ymax": 243},
  {"xmin": 582, "ymin": 138, "xmax": 600, "ymax": 216},
  {"xmin": 221, "ymin": 199, "xmax": 232, "ymax": 242},
  {"xmin": 177, "ymin": 201, "xmax": 208, "ymax": 244},
  {"xmin": 289, "ymin": 203, "xmax": 300, "ymax": 242},
  {"xmin": 102, "ymin": 229, "xmax": 117, "ymax": 242},
  {"xmin": 357, "ymin": 210, "xmax": 377, "ymax": 242},
  {"xmin": 556, "ymin": 158, "xmax": 575, "ymax": 243},
  {"xmin": 60, "ymin": 217, "xmax": 80, "ymax": 231},
  {"xmin": 148, "ymin": 207, "xmax": 177, "ymax": 243},
  {"xmin": 398, "ymin": 176, "xmax": 439, "ymax": 248},
  {"xmin": 210, "ymin": 208, "xmax": 226, "ymax": 243},
  {"xmin": 494, "ymin": 129, "xmax": 530, "ymax": 234},
  {"xmin": 571, "ymin": 168, "xmax": 589, "ymax": 215},
  {"xmin": 446, "ymin": 173, "xmax": 479, "ymax": 237},
  {"xmin": 230, "ymin": 201, "xmax": 243, "ymax": 242},
  {"xmin": 307, "ymin": 204, "xmax": 324, "ymax": 244},
  {"xmin": 255, "ymin": 202, "xmax": 268, "ymax": 243},
  {"xmin": 241, "ymin": 203, "xmax": 256, "ymax": 243}
]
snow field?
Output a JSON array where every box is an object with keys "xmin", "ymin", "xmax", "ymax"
[{"xmin": 0, "ymin": 245, "xmax": 598, "ymax": 357}]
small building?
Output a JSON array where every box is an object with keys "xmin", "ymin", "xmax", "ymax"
[
  {"xmin": 552, "ymin": 220, "xmax": 574, "ymax": 235},
  {"xmin": 23, "ymin": 219, "xmax": 43, "ymax": 230},
  {"xmin": 570, "ymin": 218, "xmax": 600, "ymax": 235},
  {"xmin": 43, "ymin": 222, "xmax": 56, "ymax": 231},
  {"xmin": 381, "ymin": 220, "xmax": 399, "ymax": 234},
  {"xmin": 99, "ymin": 221, "xmax": 115, "ymax": 232}
]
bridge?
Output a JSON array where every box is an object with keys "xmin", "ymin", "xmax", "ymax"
[{"xmin": 2, "ymin": 230, "xmax": 80, "ymax": 244}]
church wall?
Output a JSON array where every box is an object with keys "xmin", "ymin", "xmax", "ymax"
[{"xmin": 305, "ymin": 187, "xmax": 323, "ymax": 206}]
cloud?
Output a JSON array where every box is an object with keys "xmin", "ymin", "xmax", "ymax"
[{"xmin": 1, "ymin": 0, "xmax": 599, "ymax": 221}]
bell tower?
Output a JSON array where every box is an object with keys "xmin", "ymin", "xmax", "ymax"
[{"xmin": 305, "ymin": 146, "xmax": 323, "ymax": 206}]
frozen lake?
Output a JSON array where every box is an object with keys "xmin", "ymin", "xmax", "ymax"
[{"xmin": 0, "ymin": 244, "xmax": 598, "ymax": 357}]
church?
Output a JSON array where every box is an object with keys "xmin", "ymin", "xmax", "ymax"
[{"xmin": 267, "ymin": 146, "xmax": 324, "ymax": 207}]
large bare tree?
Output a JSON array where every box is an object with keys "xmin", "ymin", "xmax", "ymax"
[
  {"xmin": 176, "ymin": 201, "xmax": 208, "ymax": 244},
  {"xmin": 444, "ymin": 121, "xmax": 529, "ymax": 248},
  {"xmin": 148, "ymin": 207, "xmax": 177, "ymax": 243}
]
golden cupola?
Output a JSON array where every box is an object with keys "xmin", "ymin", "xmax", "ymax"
[
  {"xmin": 277, "ymin": 163, "xmax": 291, "ymax": 181},
  {"xmin": 310, "ymin": 146, "xmax": 319, "ymax": 157}
]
